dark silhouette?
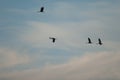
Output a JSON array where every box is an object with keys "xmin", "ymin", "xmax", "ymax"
[
  {"xmin": 87, "ymin": 37, "xmax": 92, "ymax": 44},
  {"xmin": 97, "ymin": 38, "xmax": 103, "ymax": 45},
  {"xmin": 38, "ymin": 7, "xmax": 44, "ymax": 12},
  {"xmin": 49, "ymin": 37, "xmax": 56, "ymax": 43}
]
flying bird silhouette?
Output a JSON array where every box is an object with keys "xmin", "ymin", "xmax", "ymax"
[
  {"xmin": 49, "ymin": 37, "xmax": 56, "ymax": 43},
  {"xmin": 97, "ymin": 38, "xmax": 103, "ymax": 45},
  {"xmin": 87, "ymin": 37, "xmax": 92, "ymax": 44},
  {"xmin": 37, "ymin": 7, "xmax": 44, "ymax": 12}
]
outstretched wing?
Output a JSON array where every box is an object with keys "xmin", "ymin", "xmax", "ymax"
[
  {"xmin": 49, "ymin": 37, "xmax": 52, "ymax": 39},
  {"xmin": 49, "ymin": 37, "xmax": 56, "ymax": 43}
]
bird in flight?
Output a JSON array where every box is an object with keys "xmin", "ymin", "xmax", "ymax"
[
  {"xmin": 87, "ymin": 37, "xmax": 92, "ymax": 44},
  {"xmin": 97, "ymin": 38, "xmax": 103, "ymax": 45},
  {"xmin": 49, "ymin": 37, "xmax": 56, "ymax": 43},
  {"xmin": 37, "ymin": 7, "xmax": 44, "ymax": 13}
]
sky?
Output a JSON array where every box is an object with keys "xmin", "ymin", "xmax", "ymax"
[{"xmin": 0, "ymin": 0, "xmax": 120, "ymax": 80}]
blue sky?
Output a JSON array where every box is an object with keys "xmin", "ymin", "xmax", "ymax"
[{"xmin": 0, "ymin": 0, "xmax": 120, "ymax": 80}]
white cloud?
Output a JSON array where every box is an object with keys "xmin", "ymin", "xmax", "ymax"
[
  {"xmin": 0, "ymin": 51, "xmax": 120, "ymax": 80},
  {"xmin": 0, "ymin": 48, "xmax": 30, "ymax": 68},
  {"xmin": 20, "ymin": 21, "xmax": 82, "ymax": 50}
]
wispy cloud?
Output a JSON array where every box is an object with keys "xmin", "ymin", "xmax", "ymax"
[
  {"xmin": 0, "ymin": 51, "xmax": 120, "ymax": 80},
  {"xmin": 0, "ymin": 48, "xmax": 30, "ymax": 68}
]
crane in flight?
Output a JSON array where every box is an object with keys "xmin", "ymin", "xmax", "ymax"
[
  {"xmin": 87, "ymin": 37, "xmax": 92, "ymax": 44},
  {"xmin": 97, "ymin": 38, "xmax": 103, "ymax": 45},
  {"xmin": 49, "ymin": 37, "xmax": 56, "ymax": 43},
  {"xmin": 37, "ymin": 7, "xmax": 44, "ymax": 13}
]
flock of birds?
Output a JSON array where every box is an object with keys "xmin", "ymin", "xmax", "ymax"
[
  {"xmin": 49, "ymin": 37, "xmax": 102, "ymax": 45},
  {"xmin": 38, "ymin": 7, "xmax": 103, "ymax": 45},
  {"xmin": 87, "ymin": 37, "xmax": 103, "ymax": 45}
]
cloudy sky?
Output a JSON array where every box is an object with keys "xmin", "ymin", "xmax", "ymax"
[{"xmin": 0, "ymin": 0, "xmax": 120, "ymax": 80}]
